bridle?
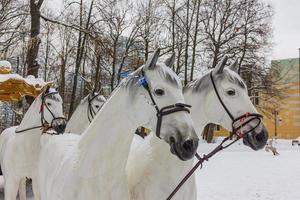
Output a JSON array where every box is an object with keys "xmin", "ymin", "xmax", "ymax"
[
  {"xmin": 137, "ymin": 69, "xmax": 192, "ymax": 139},
  {"xmin": 87, "ymin": 93, "xmax": 102, "ymax": 123},
  {"xmin": 209, "ymin": 71, "xmax": 263, "ymax": 137},
  {"xmin": 15, "ymin": 91, "xmax": 66, "ymax": 134},
  {"xmin": 166, "ymin": 71, "xmax": 264, "ymax": 200}
]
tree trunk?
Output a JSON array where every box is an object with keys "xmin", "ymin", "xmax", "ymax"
[
  {"xmin": 26, "ymin": 0, "xmax": 44, "ymax": 104},
  {"xmin": 27, "ymin": 0, "xmax": 43, "ymax": 77},
  {"xmin": 190, "ymin": 0, "xmax": 201, "ymax": 81},
  {"xmin": 184, "ymin": 0, "xmax": 190, "ymax": 86},
  {"xmin": 68, "ymin": 0, "xmax": 93, "ymax": 117},
  {"xmin": 110, "ymin": 38, "xmax": 118, "ymax": 91}
]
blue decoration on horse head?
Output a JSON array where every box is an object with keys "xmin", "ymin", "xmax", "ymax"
[{"xmin": 138, "ymin": 77, "xmax": 149, "ymax": 89}]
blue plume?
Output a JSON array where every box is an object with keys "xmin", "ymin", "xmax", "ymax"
[{"xmin": 138, "ymin": 77, "xmax": 149, "ymax": 88}]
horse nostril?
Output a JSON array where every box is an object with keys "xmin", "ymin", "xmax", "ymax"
[
  {"xmin": 182, "ymin": 139, "xmax": 195, "ymax": 153},
  {"xmin": 169, "ymin": 136, "xmax": 176, "ymax": 144},
  {"xmin": 255, "ymin": 131, "xmax": 267, "ymax": 144},
  {"xmin": 58, "ymin": 124, "xmax": 66, "ymax": 131}
]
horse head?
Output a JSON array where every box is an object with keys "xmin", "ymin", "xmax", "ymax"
[
  {"xmin": 40, "ymin": 87, "xmax": 66, "ymax": 134},
  {"xmin": 127, "ymin": 49, "xmax": 199, "ymax": 161},
  {"xmin": 185, "ymin": 56, "xmax": 268, "ymax": 150}
]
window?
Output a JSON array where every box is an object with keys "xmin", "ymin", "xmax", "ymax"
[{"xmin": 252, "ymin": 91, "xmax": 259, "ymax": 105}]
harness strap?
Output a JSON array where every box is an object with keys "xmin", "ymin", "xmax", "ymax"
[
  {"xmin": 156, "ymin": 103, "xmax": 191, "ymax": 138},
  {"xmin": 166, "ymin": 136, "xmax": 241, "ymax": 200},
  {"xmin": 141, "ymin": 69, "xmax": 192, "ymax": 138},
  {"xmin": 15, "ymin": 91, "xmax": 65, "ymax": 134},
  {"xmin": 87, "ymin": 93, "xmax": 99, "ymax": 123},
  {"xmin": 15, "ymin": 125, "xmax": 45, "ymax": 133},
  {"xmin": 167, "ymin": 71, "xmax": 264, "ymax": 199},
  {"xmin": 210, "ymin": 71, "xmax": 234, "ymax": 120}
]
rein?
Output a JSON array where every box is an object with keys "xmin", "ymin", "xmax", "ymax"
[
  {"xmin": 166, "ymin": 71, "xmax": 263, "ymax": 199},
  {"xmin": 166, "ymin": 135, "xmax": 241, "ymax": 200},
  {"xmin": 140, "ymin": 69, "xmax": 191, "ymax": 138},
  {"xmin": 209, "ymin": 71, "xmax": 263, "ymax": 134},
  {"xmin": 15, "ymin": 91, "xmax": 65, "ymax": 134}
]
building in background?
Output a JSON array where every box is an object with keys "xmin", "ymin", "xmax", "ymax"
[{"xmin": 263, "ymin": 58, "xmax": 300, "ymax": 139}]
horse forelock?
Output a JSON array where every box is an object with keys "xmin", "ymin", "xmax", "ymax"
[
  {"xmin": 123, "ymin": 64, "xmax": 181, "ymax": 90},
  {"xmin": 44, "ymin": 92, "xmax": 62, "ymax": 102},
  {"xmin": 223, "ymin": 68, "xmax": 246, "ymax": 89},
  {"xmin": 185, "ymin": 68, "xmax": 246, "ymax": 93}
]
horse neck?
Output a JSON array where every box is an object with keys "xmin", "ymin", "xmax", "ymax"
[
  {"xmin": 16, "ymin": 97, "xmax": 42, "ymax": 131},
  {"xmin": 184, "ymin": 91, "xmax": 209, "ymax": 134},
  {"xmin": 65, "ymin": 102, "xmax": 89, "ymax": 134},
  {"xmin": 78, "ymin": 87, "xmax": 143, "ymax": 178}
]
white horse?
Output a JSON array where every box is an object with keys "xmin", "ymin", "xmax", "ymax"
[
  {"xmin": 127, "ymin": 55, "xmax": 269, "ymax": 200},
  {"xmin": 65, "ymin": 92, "xmax": 106, "ymax": 134},
  {"xmin": 38, "ymin": 49, "xmax": 199, "ymax": 200},
  {"xmin": 15, "ymin": 92, "xmax": 105, "ymax": 199},
  {"xmin": 0, "ymin": 87, "xmax": 66, "ymax": 200}
]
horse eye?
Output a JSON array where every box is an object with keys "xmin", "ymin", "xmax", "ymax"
[
  {"xmin": 227, "ymin": 89, "xmax": 236, "ymax": 96},
  {"xmin": 47, "ymin": 102, "xmax": 51, "ymax": 106},
  {"xmin": 154, "ymin": 89, "xmax": 165, "ymax": 96},
  {"xmin": 95, "ymin": 105, "xmax": 100, "ymax": 109}
]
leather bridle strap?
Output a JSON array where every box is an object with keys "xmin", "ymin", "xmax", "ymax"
[
  {"xmin": 166, "ymin": 71, "xmax": 264, "ymax": 199},
  {"xmin": 156, "ymin": 103, "xmax": 191, "ymax": 138},
  {"xmin": 87, "ymin": 93, "xmax": 101, "ymax": 123},
  {"xmin": 140, "ymin": 69, "xmax": 191, "ymax": 138},
  {"xmin": 210, "ymin": 71, "xmax": 234, "ymax": 120},
  {"xmin": 232, "ymin": 112, "xmax": 262, "ymax": 136},
  {"xmin": 166, "ymin": 136, "xmax": 241, "ymax": 200},
  {"xmin": 15, "ymin": 91, "xmax": 65, "ymax": 134},
  {"xmin": 210, "ymin": 71, "xmax": 263, "ymax": 136}
]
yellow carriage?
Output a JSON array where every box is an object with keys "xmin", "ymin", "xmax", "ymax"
[{"xmin": 0, "ymin": 60, "xmax": 51, "ymax": 101}]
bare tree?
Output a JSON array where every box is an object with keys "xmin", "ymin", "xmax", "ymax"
[
  {"xmin": 69, "ymin": 0, "xmax": 94, "ymax": 117},
  {"xmin": 26, "ymin": 0, "xmax": 44, "ymax": 77}
]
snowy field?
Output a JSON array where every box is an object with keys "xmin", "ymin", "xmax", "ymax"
[
  {"xmin": 0, "ymin": 138, "xmax": 299, "ymax": 200},
  {"xmin": 196, "ymin": 138, "xmax": 300, "ymax": 200}
]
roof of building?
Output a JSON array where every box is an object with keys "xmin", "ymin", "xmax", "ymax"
[{"xmin": 271, "ymin": 58, "xmax": 299, "ymax": 83}]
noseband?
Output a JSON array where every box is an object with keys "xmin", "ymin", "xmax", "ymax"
[
  {"xmin": 138, "ymin": 69, "xmax": 192, "ymax": 138},
  {"xmin": 87, "ymin": 93, "xmax": 102, "ymax": 123},
  {"xmin": 40, "ymin": 91, "xmax": 66, "ymax": 132},
  {"xmin": 210, "ymin": 71, "xmax": 262, "ymax": 136},
  {"xmin": 15, "ymin": 91, "xmax": 65, "ymax": 134},
  {"xmin": 167, "ymin": 72, "xmax": 265, "ymax": 200}
]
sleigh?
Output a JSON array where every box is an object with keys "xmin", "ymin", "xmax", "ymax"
[{"xmin": 0, "ymin": 60, "xmax": 52, "ymax": 101}]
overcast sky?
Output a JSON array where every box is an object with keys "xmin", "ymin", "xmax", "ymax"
[
  {"xmin": 267, "ymin": 0, "xmax": 300, "ymax": 60},
  {"xmin": 46, "ymin": 0, "xmax": 300, "ymax": 60}
]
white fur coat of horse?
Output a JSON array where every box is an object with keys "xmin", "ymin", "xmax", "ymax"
[
  {"xmin": 65, "ymin": 93, "xmax": 106, "ymax": 134},
  {"xmin": 126, "ymin": 56, "xmax": 268, "ymax": 200},
  {"xmin": 38, "ymin": 49, "xmax": 199, "ymax": 200},
  {"xmin": 0, "ymin": 88, "xmax": 65, "ymax": 200}
]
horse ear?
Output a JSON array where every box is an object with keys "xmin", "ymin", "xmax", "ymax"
[
  {"xmin": 144, "ymin": 48, "xmax": 160, "ymax": 71},
  {"xmin": 80, "ymin": 76, "xmax": 93, "ymax": 93},
  {"xmin": 164, "ymin": 53, "xmax": 175, "ymax": 68},
  {"xmin": 229, "ymin": 59, "xmax": 239, "ymax": 73},
  {"xmin": 213, "ymin": 56, "xmax": 228, "ymax": 75}
]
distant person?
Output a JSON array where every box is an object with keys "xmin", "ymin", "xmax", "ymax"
[{"xmin": 265, "ymin": 139, "xmax": 279, "ymax": 156}]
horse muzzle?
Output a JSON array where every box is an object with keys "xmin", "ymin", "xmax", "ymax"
[
  {"xmin": 170, "ymin": 136, "xmax": 199, "ymax": 161},
  {"xmin": 243, "ymin": 125, "xmax": 268, "ymax": 150},
  {"xmin": 52, "ymin": 118, "xmax": 67, "ymax": 134}
]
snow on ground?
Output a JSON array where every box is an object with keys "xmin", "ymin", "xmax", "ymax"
[
  {"xmin": 0, "ymin": 139, "xmax": 299, "ymax": 200},
  {"xmin": 196, "ymin": 139, "xmax": 300, "ymax": 200}
]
